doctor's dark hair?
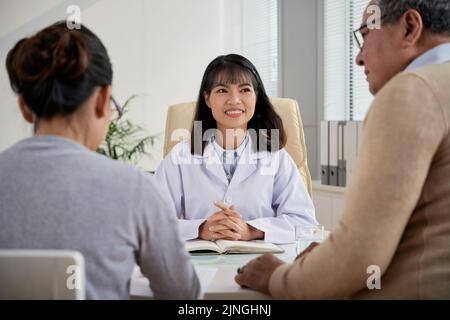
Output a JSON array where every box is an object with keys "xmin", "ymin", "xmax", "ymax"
[
  {"xmin": 190, "ymin": 54, "xmax": 286, "ymax": 155},
  {"xmin": 379, "ymin": 0, "xmax": 450, "ymax": 36},
  {"xmin": 6, "ymin": 21, "xmax": 112, "ymax": 119}
]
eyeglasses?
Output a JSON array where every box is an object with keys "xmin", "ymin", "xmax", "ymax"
[
  {"xmin": 109, "ymin": 96, "xmax": 123, "ymax": 121},
  {"xmin": 353, "ymin": 15, "xmax": 386, "ymax": 50}
]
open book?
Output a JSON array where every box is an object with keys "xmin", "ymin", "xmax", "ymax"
[{"xmin": 185, "ymin": 239, "xmax": 284, "ymax": 255}]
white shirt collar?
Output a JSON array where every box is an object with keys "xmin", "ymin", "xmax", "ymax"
[
  {"xmin": 405, "ymin": 43, "xmax": 450, "ymax": 71},
  {"xmin": 211, "ymin": 133, "xmax": 249, "ymax": 158},
  {"xmin": 194, "ymin": 132, "xmax": 269, "ymax": 160}
]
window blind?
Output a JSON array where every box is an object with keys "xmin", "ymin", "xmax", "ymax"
[
  {"xmin": 241, "ymin": 0, "xmax": 279, "ymax": 97},
  {"xmin": 324, "ymin": 0, "xmax": 373, "ymax": 121}
]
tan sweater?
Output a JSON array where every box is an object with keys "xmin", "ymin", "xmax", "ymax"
[{"xmin": 270, "ymin": 62, "xmax": 450, "ymax": 299}]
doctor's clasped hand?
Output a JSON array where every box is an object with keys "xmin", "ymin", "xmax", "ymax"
[{"xmin": 198, "ymin": 202, "xmax": 265, "ymax": 241}]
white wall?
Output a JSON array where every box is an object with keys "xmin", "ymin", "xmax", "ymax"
[
  {"xmin": 0, "ymin": 0, "xmax": 322, "ymax": 176},
  {"xmin": 0, "ymin": 0, "xmax": 242, "ymax": 171}
]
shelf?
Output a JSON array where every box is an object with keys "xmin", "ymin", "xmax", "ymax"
[{"xmin": 312, "ymin": 180, "xmax": 346, "ymax": 195}]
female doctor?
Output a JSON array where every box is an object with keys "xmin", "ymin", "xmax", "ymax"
[{"xmin": 155, "ymin": 54, "xmax": 316, "ymax": 244}]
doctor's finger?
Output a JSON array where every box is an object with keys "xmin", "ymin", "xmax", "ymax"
[
  {"xmin": 213, "ymin": 202, "xmax": 240, "ymax": 217},
  {"xmin": 212, "ymin": 202, "xmax": 240, "ymax": 216},
  {"xmin": 208, "ymin": 223, "xmax": 233, "ymax": 232},
  {"xmin": 208, "ymin": 212, "xmax": 230, "ymax": 221},
  {"xmin": 217, "ymin": 229, "xmax": 241, "ymax": 240},
  {"xmin": 213, "ymin": 202, "xmax": 233, "ymax": 211},
  {"xmin": 227, "ymin": 215, "xmax": 246, "ymax": 227},
  {"xmin": 223, "ymin": 209, "xmax": 240, "ymax": 218},
  {"xmin": 212, "ymin": 219, "xmax": 241, "ymax": 232},
  {"xmin": 208, "ymin": 232, "xmax": 225, "ymax": 240}
]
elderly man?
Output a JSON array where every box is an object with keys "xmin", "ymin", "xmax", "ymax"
[{"xmin": 235, "ymin": 0, "xmax": 450, "ymax": 299}]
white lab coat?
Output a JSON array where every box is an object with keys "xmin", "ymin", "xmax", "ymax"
[{"xmin": 155, "ymin": 136, "xmax": 316, "ymax": 244}]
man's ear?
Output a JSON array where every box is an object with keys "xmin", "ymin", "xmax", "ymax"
[
  {"xmin": 401, "ymin": 9, "xmax": 423, "ymax": 47},
  {"xmin": 18, "ymin": 96, "xmax": 34, "ymax": 124},
  {"xmin": 204, "ymin": 92, "xmax": 211, "ymax": 109},
  {"xmin": 94, "ymin": 85, "xmax": 112, "ymax": 119}
]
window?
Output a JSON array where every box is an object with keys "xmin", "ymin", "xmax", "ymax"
[
  {"xmin": 241, "ymin": 0, "xmax": 279, "ymax": 97},
  {"xmin": 323, "ymin": 0, "xmax": 373, "ymax": 121}
]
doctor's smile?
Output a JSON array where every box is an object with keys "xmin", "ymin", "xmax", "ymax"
[{"xmin": 224, "ymin": 109, "xmax": 245, "ymax": 118}]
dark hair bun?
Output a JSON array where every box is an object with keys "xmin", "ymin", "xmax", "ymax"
[
  {"xmin": 6, "ymin": 21, "xmax": 112, "ymax": 119},
  {"xmin": 11, "ymin": 26, "xmax": 88, "ymax": 85}
]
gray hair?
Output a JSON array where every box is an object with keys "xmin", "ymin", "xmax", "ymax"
[{"xmin": 379, "ymin": 0, "xmax": 450, "ymax": 36}]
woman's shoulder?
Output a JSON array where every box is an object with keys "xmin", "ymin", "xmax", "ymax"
[
  {"xmin": 248, "ymin": 147, "xmax": 295, "ymax": 176},
  {"xmin": 277, "ymin": 148, "xmax": 298, "ymax": 167},
  {"xmin": 163, "ymin": 140, "xmax": 197, "ymax": 165},
  {"xmin": 166, "ymin": 140, "xmax": 192, "ymax": 156},
  {"xmin": 256, "ymin": 146, "xmax": 291, "ymax": 161},
  {"xmin": 262, "ymin": 147, "xmax": 297, "ymax": 170}
]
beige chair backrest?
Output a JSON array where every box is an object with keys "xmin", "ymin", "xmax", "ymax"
[
  {"xmin": 0, "ymin": 250, "xmax": 85, "ymax": 300},
  {"xmin": 163, "ymin": 98, "xmax": 312, "ymax": 196}
]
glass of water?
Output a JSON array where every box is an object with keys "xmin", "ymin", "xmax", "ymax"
[{"xmin": 295, "ymin": 224, "xmax": 325, "ymax": 255}]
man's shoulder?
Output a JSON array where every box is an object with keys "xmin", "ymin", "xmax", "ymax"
[
  {"xmin": 403, "ymin": 62, "xmax": 450, "ymax": 94},
  {"xmin": 409, "ymin": 61, "xmax": 450, "ymax": 77},
  {"xmin": 367, "ymin": 63, "xmax": 450, "ymax": 132},
  {"xmin": 378, "ymin": 62, "xmax": 450, "ymax": 101}
]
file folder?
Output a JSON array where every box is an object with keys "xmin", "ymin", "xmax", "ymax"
[
  {"xmin": 329, "ymin": 121, "xmax": 339, "ymax": 186},
  {"xmin": 343, "ymin": 121, "xmax": 359, "ymax": 186},
  {"xmin": 320, "ymin": 121, "xmax": 330, "ymax": 185},
  {"xmin": 337, "ymin": 121, "xmax": 347, "ymax": 187}
]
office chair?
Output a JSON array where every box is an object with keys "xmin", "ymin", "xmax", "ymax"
[
  {"xmin": 163, "ymin": 98, "xmax": 312, "ymax": 196},
  {"xmin": 0, "ymin": 250, "xmax": 85, "ymax": 300}
]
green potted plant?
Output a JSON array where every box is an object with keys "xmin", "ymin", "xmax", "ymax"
[{"xmin": 97, "ymin": 95, "xmax": 160, "ymax": 169}]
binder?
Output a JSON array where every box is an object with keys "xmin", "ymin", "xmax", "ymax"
[
  {"xmin": 337, "ymin": 121, "xmax": 347, "ymax": 187},
  {"xmin": 320, "ymin": 121, "xmax": 330, "ymax": 185},
  {"xmin": 329, "ymin": 121, "xmax": 339, "ymax": 186},
  {"xmin": 343, "ymin": 121, "xmax": 359, "ymax": 186}
]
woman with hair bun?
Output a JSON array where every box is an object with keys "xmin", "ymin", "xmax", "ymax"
[{"xmin": 0, "ymin": 21, "xmax": 200, "ymax": 300}]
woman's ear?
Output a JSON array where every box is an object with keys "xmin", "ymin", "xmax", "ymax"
[
  {"xmin": 18, "ymin": 96, "xmax": 34, "ymax": 124},
  {"xmin": 203, "ymin": 92, "xmax": 211, "ymax": 109},
  {"xmin": 94, "ymin": 85, "xmax": 112, "ymax": 119}
]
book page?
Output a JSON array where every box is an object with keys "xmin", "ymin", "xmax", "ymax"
[
  {"xmin": 185, "ymin": 240, "xmax": 222, "ymax": 254},
  {"xmin": 216, "ymin": 240, "xmax": 284, "ymax": 254}
]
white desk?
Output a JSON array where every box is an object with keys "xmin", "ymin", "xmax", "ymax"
[
  {"xmin": 312, "ymin": 180, "xmax": 345, "ymax": 231},
  {"xmin": 130, "ymin": 244, "xmax": 297, "ymax": 300}
]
